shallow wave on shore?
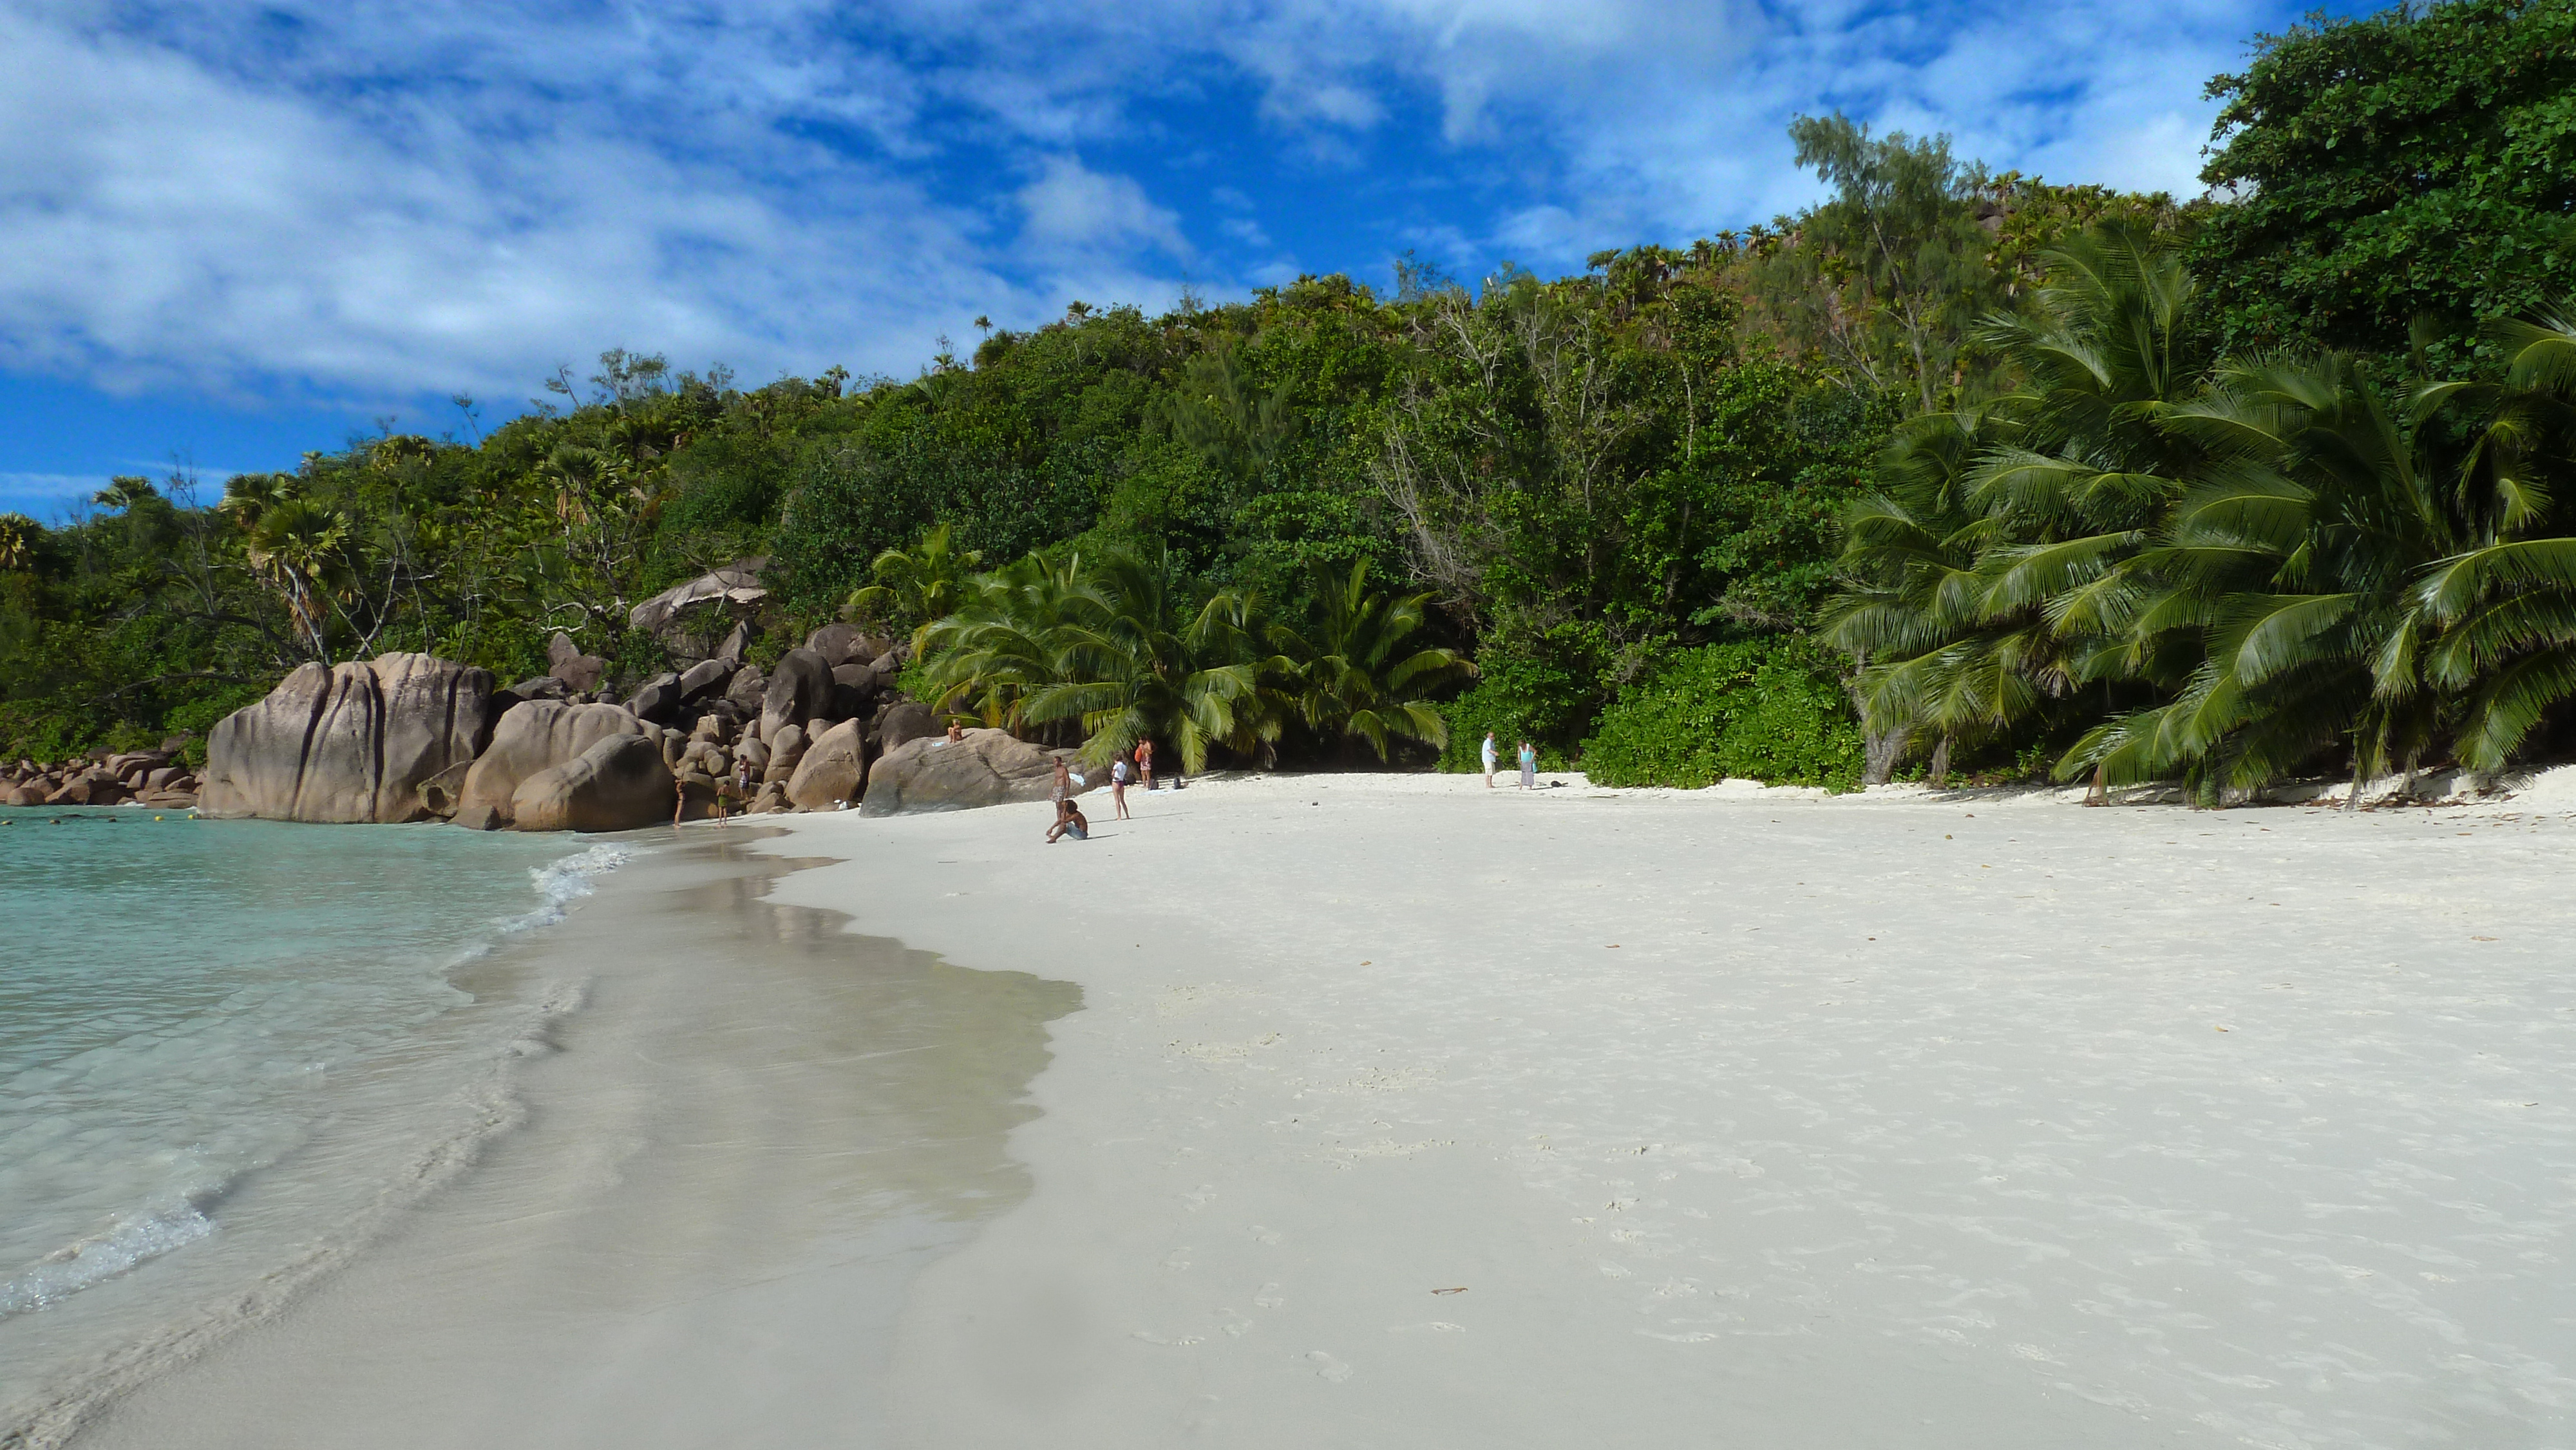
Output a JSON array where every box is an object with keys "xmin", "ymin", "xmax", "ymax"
[
  {"xmin": 0, "ymin": 1200, "xmax": 216, "ymax": 1322},
  {"xmin": 0, "ymin": 822, "xmax": 639, "ymax": 1448},
  {"xmin": 503, "ymin": 843, "xmax": 632, "ymax": 935}
]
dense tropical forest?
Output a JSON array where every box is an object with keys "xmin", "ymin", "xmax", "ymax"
[{"xmin": 6, "ymin": 0, "xmax": 2574, "ymax": 800}]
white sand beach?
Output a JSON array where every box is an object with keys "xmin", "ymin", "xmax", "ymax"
[
  {"xmin": 750, "ymin": 773, "xmax": 2576, "ymax": 1450},
  {"xmin": 52, "ymin": 774, "xmax": 2576, "ymax": 1449}
]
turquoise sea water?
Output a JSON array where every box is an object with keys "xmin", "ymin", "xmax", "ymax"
[{"xmin": 0, "ymin": 809, "xmax": 634, "ymax": 1420}]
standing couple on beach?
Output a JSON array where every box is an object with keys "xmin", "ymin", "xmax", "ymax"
[
  {"xmin": 1048, "ymin": 737, "xmax": 1157, "ymax": 842},
  {"xmin": 1481, "ymin": 731, "xmax": 1536, "ymax": 789}
]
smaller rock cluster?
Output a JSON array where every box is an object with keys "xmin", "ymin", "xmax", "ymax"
[
  {"xmin": 2, "ymin": 741, "xmax": 201, "ymax": 808},
  {"xmin": 611, "ymin": 621, "xmax": 929, "ymax": 820}
]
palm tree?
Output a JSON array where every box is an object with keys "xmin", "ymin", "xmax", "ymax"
[
  {"xmin": 1826, "ymin": 227, "xmax": 2209, "ymax": 783},
  {"xmin": 2063, "ymin": 355, "xmax": 2479, "ymax": 800},
  {"xmin": 912, "ymin": 549, "xmax": 1088, "ymax": 730},
  {"xmin": 2384, "ymin": 310, "xmax": 2576, "ymax": 773},
  {"xmin": 849, "ymin": 523, "xmax": 983, "ymax": 647},
  {"xmin": 1021, "ymin": 551, "xmax": 1285, "ymax": 773},
  {"xmin": 912, "ymin": 548, "xmax": 1286, "ymax": 772},
  {"xmin": 1269, "ymin": 558, "xmax": 1474, "ymax": 762},
  {"xmin": 91, "ymin": 476, "xmax": 158, "ymax": 513},
  {"xmin": 219, "ymin": 471, "xmax": 298, "ymax": 529},
  {"xmin": 0, "ymin": 513, "xmax": 37, "ymax": 572},
  {"xmin": 242, "ymin": 498, "xmax": 352, "ymax": 662}
]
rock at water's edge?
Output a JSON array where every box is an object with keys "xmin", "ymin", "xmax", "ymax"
[
  {"xmin": 785, "ymin": 719, "xmax": 867, "ymax": 811},
  {"xmin": 509, "ymin": 735, "xmax": 675, "ymax": 833},
  {"xmin": 451, "ymin": 701, "xmax": 646, "ymax": 831},
  {"xmin": 199, "ymin": 654, "xmax": 499, "ymax": 823}
]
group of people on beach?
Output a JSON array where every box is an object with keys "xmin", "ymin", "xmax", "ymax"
[
  {"xmin": 1480, "ymin": 731, "xmax": 1538, "ymax": 789},
  {"xmin": 687, "ymin": 751, "xmax": 762, "ymax": 827},
  {"xmin": 1047, "ymin": 735, "xmax": 1157, "ymax": 843},
  {"xmin": 690, "ymin": 720, "xmax": 1536, "ymax": 833}
]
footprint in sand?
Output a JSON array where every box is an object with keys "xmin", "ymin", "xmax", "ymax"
[
  {"xmin": 1247, "ymin": 1224, "xmax": 1282, "ymax": 1245},
  {"xmin": 1255, "ymin": 1283, "xmax": 1285, "ymax": 1309},
  {"xmin": 1304, "ymin": 1351, "xmax": 1353, "ymax": 1382}
]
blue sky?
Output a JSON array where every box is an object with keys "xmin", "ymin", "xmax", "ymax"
[{"xmin": 0, "ymin": 0, "xmax": 2343, "ymax": 516}]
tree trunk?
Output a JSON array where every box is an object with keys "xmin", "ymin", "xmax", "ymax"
[
  {"xmin": 1927, "ymin": 734, "xmax": 1953, "ymax": 788},
  {"xmin": 2084, "ymin": 763, "xmax": 2108, "ymax": 807},
  {"xmin": 1846, "ymin": 667, "xmax": 1904, "ymax": 787}
]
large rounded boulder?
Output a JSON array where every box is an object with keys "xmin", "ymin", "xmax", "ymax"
[
  {"xmin": 451, "ymin": 701, "xmax": 647, "ymax": 831},
  {"xmin": 509, "ymin": 735, "xmax": 675, "ymax": 833},
  {"xmin": 199, "ymin": 653, "xmax": 500, "ymax": 823},
  {"xmin": 859, "ymin": 728, "xmax": 1086, "ymax": 816},
  {"xmin": 785, "ymin": 719, "xmax": 867, "ymax": 811},
  {"xmin": 876, "ymin": 699, "xmax": 940, "ymax": 754},
  {"xmin": 761, "ymin": 648, "xmax": 835, "ymax": 740}
]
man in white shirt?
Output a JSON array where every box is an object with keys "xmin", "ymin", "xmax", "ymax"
[{"xmin": 1480, "ymin": 730, "xmax": 1498, "ymax": 788}]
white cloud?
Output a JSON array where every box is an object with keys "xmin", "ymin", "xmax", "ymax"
[
  {"xmin": 0, "ymin": 3, "xmax": 1073, "ymax": 402},
  {"xmin": 0, "ymin": 0, "xmax": 2291, "ymax": 411},
  {"xmin": 0, "ymin": 472, "xmax": 105, "ymax": 505},
  {"xmin": 1019, "ymin": 156, "xmax": 1193, "ymax": 260}
]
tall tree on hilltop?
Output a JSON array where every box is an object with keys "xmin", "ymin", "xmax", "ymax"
[{"xmin": 1748, "ymin": 114, "xmax": 2005, "ymax": 414}]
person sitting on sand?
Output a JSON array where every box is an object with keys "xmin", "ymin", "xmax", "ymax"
[{"xmin": 1046, "ymin": 800, "xmax": 1090, "ymax": 842}]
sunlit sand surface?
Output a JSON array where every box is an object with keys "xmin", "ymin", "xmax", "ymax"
[{"xmin": 766, "ymin": 773, "xmax": 2575, "ymax": 1450}]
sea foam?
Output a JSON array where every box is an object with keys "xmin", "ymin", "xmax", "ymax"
[
  {"xmin": 504, "ymin": 842, "xmax": 634, "ymax": 933},
  {"xmin": 0, "ymin": 1198, "xmax": 216, "ymax": 1321}
]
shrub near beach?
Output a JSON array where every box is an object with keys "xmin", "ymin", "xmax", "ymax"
[{"xmin": 1580, "ymin": 640, "xmax": 1865, "ymax": 791}]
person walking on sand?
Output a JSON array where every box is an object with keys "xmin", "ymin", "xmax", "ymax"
[
  {"xmin": 1136, "ymin": 737, "xmax": 1156, "ymax": 791},
  {"xmin": 1110, "ymin": 749, "xmax": 1133, "ymax": 820},
  {"xmin": 1480, "ymin": 730, "xmax": 1498, "ymax": 788},
  {"xmin": 1517, "ymin": 739, "xmax": 1537, "ymax": 790},
  {"xmin": 1050, "ymin": 757, "xmax": 1076, "ymax": 825}
]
